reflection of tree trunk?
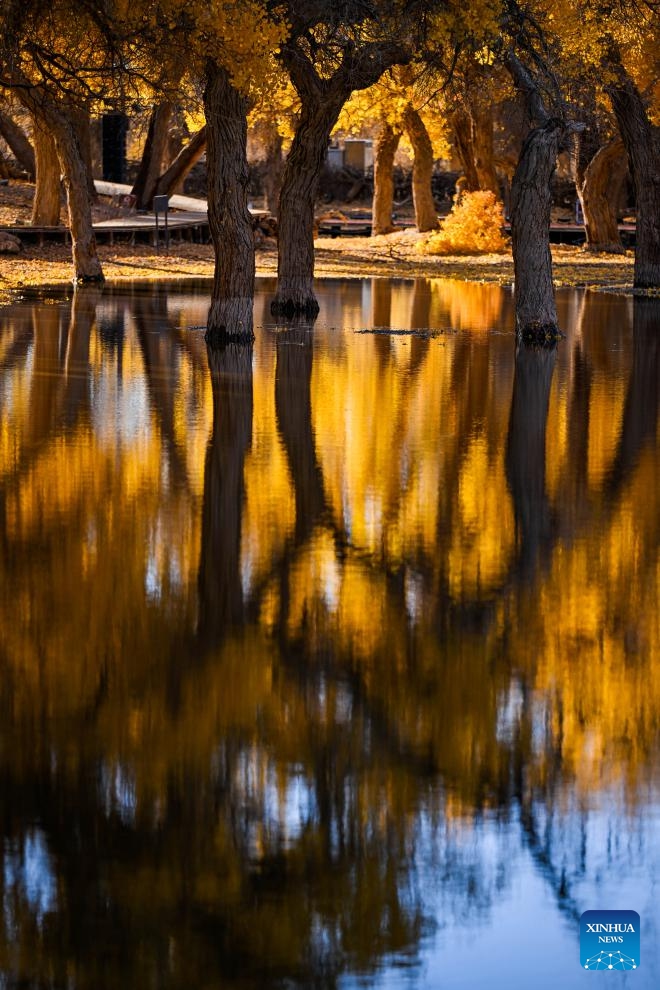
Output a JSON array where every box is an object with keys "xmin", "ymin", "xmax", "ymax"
[
  {"xmin": 198, "ymin": 345, "xmax": 253, "ymax": 642},
  {"xmin": 31, "ymin": 117, "xmax": 61, "ymax": 226},
  {"xmin": 607, "ymin": 298, "xmax": 659, "ymax": 495},
  {"xmin": 577, "ymin": 138, "xmax": 625, "ymax": 252},
  {"xmin": 204, "ymin": 61, "xmax": 254, "ymax": 344},
  {"xmin": 274, "ymin": 321, "xmax": 327, "ymax": 542},
  {"xmin": 372, "ymin": 121, "xmax": 400, "ymax": 235},
  {"xmin": 607, "ymin": 66, "xmax": 660, "ymax": 288},
  {"xmin": 402, "ymin": 106, "xmax": 438, "ymax": 232},
  {"xmin": 505, "ymin": 344, "xmax": 557, "ymax": 578},
  {"xmin": 61, "ymin": 287, "xmax": 98, "ymax": 427}
]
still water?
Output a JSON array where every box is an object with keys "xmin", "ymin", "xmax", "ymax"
[{"xmin": 0, "ymin": 277, "xmax": 658, "ymax": 989}]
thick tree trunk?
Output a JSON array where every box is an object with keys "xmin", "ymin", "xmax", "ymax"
[
  {"xmin": 372, "ymin": 120, "xmax": 400, "ymax": 235},
  {"xmin": 402, "ymin": 106, "xmax": 438, "ymax": 232},
  {"xmin": 131, "ymin": 102, "xmax": 174, "ymax": 209},
  {"xmin": 577, "ymin": 138, "xmax": 625, "ymax": 252},
  {"xmin": 510, "ymin": 121, "xmax": 564, "ymax": 341},
  {"xmin": 607, "ymin": 72, "xmax": 660, "ymax": 288},
  {"xmin": 272, "ymin": 93, "xmax": 344, "ymax": 317},
  {"xmin": 23, "ymin": 97, "xmax": 103, "ymax": 282},
  {"xmin": 0, "ymin": 111, "xmax": 35, "ymax": 177},
  {"xmin": 154, "ymin": 126, "xmax": 207, "ymax": 199},
  {"xmin": 451, "ymin": 108, "xmax": 480, "ymax": 192},
  {"xmin": 204, "ymin": 62, "xmax": 254, "ymax": 345},
  {"xmin": 31, "ymin": 117, "xmax": 61, "ymax": 226},
  {"xmin": 69, "ymin": 106, "xmax": 97, "ymax": 202}
]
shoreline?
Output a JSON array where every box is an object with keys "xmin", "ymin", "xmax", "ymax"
[{"xmin": 0, "ymin": 232, "xmax": 639, "ymax": 301}]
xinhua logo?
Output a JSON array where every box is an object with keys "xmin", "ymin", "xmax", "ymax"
[{"xmin": 580, "ymin": 910, "xmax": 640, "ymax": 971}]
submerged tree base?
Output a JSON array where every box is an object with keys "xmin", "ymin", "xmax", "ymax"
[
  {"xmin": 518, "ymin": 322, "xmax": 565, "ymax": 347},
  {"xmin": 205, "ymin": 325, "xmax": 255, "ymax": 346},
  {"xmin": 270, "ymin": 296, "xmax": 320, "ymax": 319},
  {"xmin": 73, "ymin": 272, "xmax": 105, "ymax": 286}
]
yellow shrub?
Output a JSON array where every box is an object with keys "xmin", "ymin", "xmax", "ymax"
[{"xmin": 419, "ymin": 190, "xmax": 508, "ymax": 256}]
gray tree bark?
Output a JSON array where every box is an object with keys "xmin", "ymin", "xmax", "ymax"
[
  {"xmin": 0, "ymin": 110, "xmax": 35, "ymax": 176},
  {"xmin": 154, "ymin": 126, "xmax": 207, "ymax": 200},
  {"xmin": 204, "ymin": 61, "xmax": 254, "ymax": 345}
]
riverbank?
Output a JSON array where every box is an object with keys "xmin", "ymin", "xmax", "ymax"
[{"xmin": 0, "ymin": 232, "xmax": 637, "ymax": 298}]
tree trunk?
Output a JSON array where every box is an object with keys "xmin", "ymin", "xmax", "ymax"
[
  {"xmin": 154, "ymin": 126, "xmax": 207, "ymax": 199},
  {"xmin": 402, "ymin": 106, "xmax": 438, "ymax": 232},
  {"xmin": 31, "ymin": 117, "xmax": 61, "ymax": 226},
  {"xmin": 69, "ymin": 106, "xmax": 98, "ymax": 202},
  {"xmin": 577, "ymin": 138, "xmax": 625, "ymax": 252},
  {"xmin": 0, "ymin": 111, "xmax": 35, "ymax": 177},
  {"xmin": 372, "ymin": 120, "xmax": 400, "ymax": 235},
  {"xmin": 204, "ymin": 61, "xmax": 254, "ymax": 345},
  {"xmin": 131, "ymin": 102, "xmax": 174, "ymax": 209},
  {"xmin": 451, "ymin": 108, "xmax": 480, "ymax": 192},
  {"xmin": 262, "ymin": 127, "xmax": 285, "ymax": 217},
  {"xmin": 472, "ymin": 105, "xmax": 499, "ymax": 195},
  {"xmin": 272, "ymin": 92, "xmax": 345, "ymax": 317},
  {"xmin": 607, "ymin": 71, "xmax": 660, "ymax": 288},
  {"xmin": 510, "ymin": 121, "xmax": 564, "ymax": 340}
]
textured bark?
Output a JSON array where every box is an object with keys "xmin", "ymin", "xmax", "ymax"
[
  {"xmin": 154, "ymin": 126, "xmax": 207, "ymax": 200},
  {"xmin": 577, "ymin": 138, "xmax": 625, "ymax": 252},
  {"xmin": 132, "ymin": 102, "xmax": 174, "ymax": 209},
  {"xmin": 204, "ymin": 62, "xmax": 254, "ymax": 344},
  {"xmin": 402, "ymin": 106, "xmax": 437, "ymax": 232},
  {"xmin": 510, "ymin": 121, "xmax": 564, "ymax": 339},
  {"xmin": 273, "ymin": 92, "xmax": 345, "ymax": 316},
  {"xmin": 257, "ymin": 121, "xmax": 285, "ymax": 216},
  {"xmin": 451, "ymin": 108, "xmax": 480, "ymax": 192},
  {"xmin": 607, "ymin": 71, "xmax": 660, "ymax": 288},
  {"xmin": 273, "ymin": 38, "xmax": 409, "ymax": 315},
  {"xmin": 22, "ymin": 96, "xmax": 103, "ymax": 282},
  {"xmin": 69, "ymin": 106, "xmax": 97, "ymax": 202},
  {"xmin": 198, "ymin": 343, "xmax": 253, "ymax": 643},
  {"xmin": 0, "ymin": 111, "xmax": 35, "ymax": 176},
  {"xmin": 372, "ymin": 121, "xmax": 400, "ymax": 234},
  {"xmin": 31, "ymin": 118, "xmax": 61, "ymax": 226},
  {"xmin": 505, "ymin": 343, "xmax": 557, "ymax": 579}
]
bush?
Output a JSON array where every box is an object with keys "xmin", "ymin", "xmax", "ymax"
[{"xmin": 419, "ymin": 190, "xmax": 508, "ymax": 255}]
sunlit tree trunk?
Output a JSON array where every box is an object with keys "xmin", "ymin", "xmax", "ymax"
[
  {"xmin": 372, "ymin": 121, "xmax": 400, "ymax": 235},
  {"xmin": 402, "ymin": 105, "xmax": 438, "ymax": 232},
  {"xmin": 576, "ymin": 137, "xmax": 625, "ymax": 253},
  {"xmin": 23, "ymin": 96, "xmax": 103, "ymax": 282},
  {"xmin": 154, "ymin": 126, "xmax": 207, "ymax": 200},
  {"xmin": 0, "ymin": 110, "xmax": 35, "ymax": 177},
  {"xmin": 204, "ymin": 61, "xmax": 254, "ymax": 345},
  {"xmin": 31, "ymin": 117, "xmax": 61, "ymax": 226},
  {"xmin": 607, "ymin": 68, "xmax": 660, "ymax": 288},
  {"xmin": 132, "ymin": 101, "xmax": 174, "ymax": 209},
  {"xmin": 69, "ymin": 106, "xmax": 97, "ymax": 202}
]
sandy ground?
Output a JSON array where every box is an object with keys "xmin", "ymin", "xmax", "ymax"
[{"xmin": 0, "ymin": 180, "xmax": 637, "ymax": 297}]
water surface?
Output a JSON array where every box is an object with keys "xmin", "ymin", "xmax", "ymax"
[{"xmin": 0, "ymin": 278, "xmax": 658, "ymax": 988}]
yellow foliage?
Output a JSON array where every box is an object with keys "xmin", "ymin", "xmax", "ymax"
[{"xmin": 419, "ymin": 190, "xmax": 508, "ymax": 256}]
